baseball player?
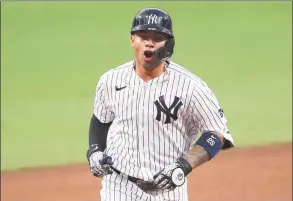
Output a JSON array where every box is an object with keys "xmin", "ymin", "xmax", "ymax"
[{"xmin": 86, "ymin": 7, "xmax": 235, "ymax": 201}]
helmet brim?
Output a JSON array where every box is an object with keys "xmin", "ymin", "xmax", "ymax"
[{"xmin": 130, "ymin": 24, "xmax": 173, "ymax": 37}]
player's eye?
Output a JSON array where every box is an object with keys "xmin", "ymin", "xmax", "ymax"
[
  {"xmin": 140, "ymin": 34, "xmax": 148, "ymax": 40},
  {"xmin": 137, "ymin": 32, "xmax": 166, "ymax": 42},
  {"xmin": 154, "ymin": 35, "xmax": 165, "ymax": 42},
  {"xmin": 136, "ymin": 32, "xmax": 148, "ymax": 40}
]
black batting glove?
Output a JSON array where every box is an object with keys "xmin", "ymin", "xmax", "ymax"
[{"xmin": 153, "ymin": 157, "xmax": 192, "ymax": 190}]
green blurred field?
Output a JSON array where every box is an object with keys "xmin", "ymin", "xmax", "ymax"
[{"xmin": 1, "ymin": 2, "xmax": 291, "ymax": 171}]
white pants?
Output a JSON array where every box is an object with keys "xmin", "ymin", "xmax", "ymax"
[{"xmin": 100, "ymin": 171, "xmax": 188, "ymax": 201}]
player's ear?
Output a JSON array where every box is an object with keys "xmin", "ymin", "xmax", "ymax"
[{"xmin": 130, "ymin": 34, "xmax": 135, "ymax": 47}]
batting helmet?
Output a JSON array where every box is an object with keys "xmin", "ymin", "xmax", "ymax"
[{"xmin": 130, "ymin": 8, "xmax": 175, "ymax": 62}]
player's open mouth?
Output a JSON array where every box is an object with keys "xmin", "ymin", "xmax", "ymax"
[{"xmin": 144, "ymin": 50, "xmax": 154, "ymax": 61}]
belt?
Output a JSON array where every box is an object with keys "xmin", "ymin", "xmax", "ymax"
[{"xmin": 111, "ymin": 167, "xmax": 157, "ymax": 191}]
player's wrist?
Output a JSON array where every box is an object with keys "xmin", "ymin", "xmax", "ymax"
[
  {"xmin": 86, "ymin": 144, "xmax": 102, "ymax": 161},
  {"xmin": 176, "ymin": 157, "xmax": 193, "ymax": 176}
]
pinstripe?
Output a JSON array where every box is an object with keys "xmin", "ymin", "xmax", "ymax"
[
  {"xmin": 146, "ymin": 80, "xmax": 153, "ymax": 171},
  {"xmin": 152, "ymin": 85, "xmax": 156, "ymax": 173},
  {"xmin": 97, "ymin": 88, "xmax": 104, "ymax": 119},
  {"xmin": 194, "ymin": 99, "xmax": 218, "ymax": 132},
  {"xmin": 166, "ymin": 71, "xmax": 174, "ymax": 167},
  {"xmin": 112, "ymin": 173, "xmax": 116, "ymax": 201},
  {"xmin": 136, "ymin": 83, "xmax": 144, "ymax": 177},
  {"xmin": 141, "ymin": 84, "xmax": 147, "ymax": 169},
  {"xmin": 164, "ymin": 73, "xmax": 173, "ymax": 166},
  {"xmin": 118, "ymin": 70, "xmax": 125, "ymax": 201},
  {"xmin": 169, "ymin": 63, "xmax": 227, "ymax": 128},
  {"xmin": 93, "ymin": 60, "xmax": 233, "ymax": 201},
  {"xmin": 180, "ymin": 77, "xmax": 191, "ymax": 152},
  {"xmin": 117, "ymin": 70, "xmax": 130, "ymax": 173},
  {"xmin": 104, "ymin": 73, "xmax": 112, "ymax": 122},
  {"xmin": 111, "ymin": 71, "xmax": 121, "ymax": 166},
  {"xmin": 162, "ymin": 71, "xmax": 170, "ymax": 168},
  {"xmin": 184, "ymin": 80, "xmax": 198, "ymax": 136},
  {"xmin": 105, "ymin": 177, "xmax": 108, "ymax": 201},
  {"xmin": 168, "ymin": 72, "xmax": 176, "ymax": 164},
  {"xmin": 186, "ymin": 112, "xmax": 196, "ymax": 132},
  {"xmin": 168, "ymin": 66, "xmax": 206, "ymax": 89},
  {"xmin": 153, "ymin": 75, "xmax": 162, "ymax": 174},
  {"xmin": 192, "ymin": 90, "xmax": 221, "ymax": 130},
  {"xmin": 192, "ymin": 89, "xmax": 223, "ymax": 129},
  {"xmin": 125, "ymin": 68, "xmax": 134, "ymax": 177},
  {"xmin": 133, "ymin": 75, "xmax": 140, "ymax": 175},
  {"xmin": 136, "ymin": 76, "xmax": 141, "ymax": 170},
  {"xmin": 109, "ymin": 175, "xmax": 112, "ymax": 201},
  {"xmin": 108, "ymin": 70, "xmax": 114, "ymax": 103},
  {"xmin": 174, "ymin": 73, "xmax": 181, "ymax": 157},
  {"xmin": 152, "ymin": 78, "xmax": 158, "ymax": 173},
  {"xmin": 115, "ymin": 71, "xmax": 124, "ymax": 172},
  {"xmin": 190, "ymin": 98, "xmax": 214, "ymax": 130},
  {"xmin": 131, "ymin": 71, "xmax": 139, "ymax": 175},
  {"xmin": 157, "ymin": 72, "xmax": 165, "ymax": 169}
]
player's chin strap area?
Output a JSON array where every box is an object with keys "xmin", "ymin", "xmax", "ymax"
[{"xmin": 154, "ymin": 37, "xmax": 175, "ymax": 62}]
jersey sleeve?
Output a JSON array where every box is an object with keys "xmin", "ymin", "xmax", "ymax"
[
  {"xmin": 93, "ymin": 73, "xmax": 115, "ymax": 123},
  {"xmin": 188, "ymin": 82, "xmax": 234, "ymax": 147}
]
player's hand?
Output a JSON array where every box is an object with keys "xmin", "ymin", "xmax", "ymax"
[
  {"xmin": 88, "ymin": 151, "xmax": 114, "ymax": 177},
  {"xmin": 153, "ymin": 157, "xmax": 192, "ymax": 190},
  {"xmin": 153, "ymin": 163, "xmax": 185, "ymax": 190},
  {"xmin": 86, "ymin": 144, "xmax": 113, "ymax": 178}
]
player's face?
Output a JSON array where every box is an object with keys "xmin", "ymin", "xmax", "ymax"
[{"xmin": 131, "ymin": 31, "xmax": 169, "ymax": 70}]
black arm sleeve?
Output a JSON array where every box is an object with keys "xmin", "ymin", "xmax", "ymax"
[{"xmin": 88, "ymin": 114, "xmax": 112, "ymax": 151}]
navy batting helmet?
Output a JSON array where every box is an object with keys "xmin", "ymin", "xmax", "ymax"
[{"xmin": 130, "ymin": 8, "xmax": 175, "ymax": 62}]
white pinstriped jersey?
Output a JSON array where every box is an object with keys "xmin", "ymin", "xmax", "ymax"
[{"xmin": 93, "ymin": 60, "xmax": 234, "ymax": 183}]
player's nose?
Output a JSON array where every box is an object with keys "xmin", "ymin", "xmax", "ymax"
[{"xmin": 145, "ymin": 40, "xmax": 155, "ymax": 48}]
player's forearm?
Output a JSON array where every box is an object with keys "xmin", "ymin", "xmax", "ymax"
[
  {"xmin": 88, "ymin": 114, "xmax": 112, "ymax": 150},
  {"xmin": 186, "ymin": 145, "xmax": 210, "ymax": 169},
  {"xmin": 186, "ymin": 132, "xmax": 224, "ymax": 169}
]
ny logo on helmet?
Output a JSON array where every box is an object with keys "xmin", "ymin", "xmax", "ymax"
[
  {"xmin": 146, "ymin": 14, "xmax": 158, "ymax": 24},
  {"xmin": 154, "ymin": 95, "xmax": 183, "ymax": 124}
]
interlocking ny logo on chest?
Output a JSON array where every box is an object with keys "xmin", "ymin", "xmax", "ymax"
[{"xmin": 154, "ymin": 95, "xmax": 183, "ymax": 124}]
